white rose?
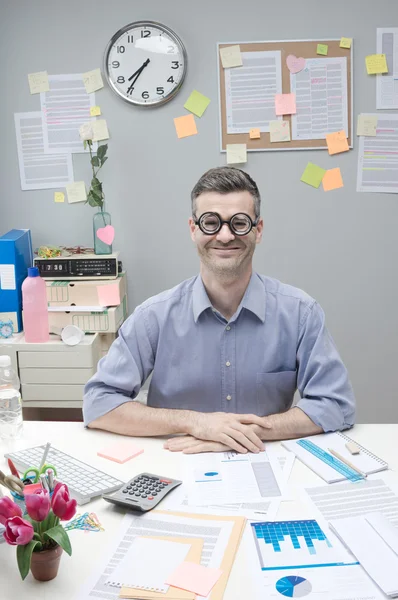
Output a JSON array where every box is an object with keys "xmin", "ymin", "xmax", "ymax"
[{"xmin": 79, "ymin": 122, "xmax": 94, "ymax": 141}]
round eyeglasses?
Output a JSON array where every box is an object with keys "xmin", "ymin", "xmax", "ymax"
[{"xmin": 193, "ymin": 212, "xmax": 259, "ymax": 236}]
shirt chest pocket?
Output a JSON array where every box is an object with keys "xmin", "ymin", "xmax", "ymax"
[{"xmin": 256, "ymin": 371, "xmax": 297, "ymax": 415}]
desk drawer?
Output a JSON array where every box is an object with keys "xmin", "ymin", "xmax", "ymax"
[
  {"xmin": 18, "ymin": 349, "xmax": 96, "ymax": 369},
  {"xmin": 19, "ymin": 367, "xmax": 95, "ymax": 385},
  {"xmin": 21, "ymin": 383, "xmax": 84, "ymax": 401}
]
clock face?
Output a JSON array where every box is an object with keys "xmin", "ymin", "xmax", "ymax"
[
  {"xmin": 0, "ymin": 322, "xmax": 13, "ymax": 338},
  {"xmin": 104, "ymin": 21, "xmax": 187, "ymax": 107}
]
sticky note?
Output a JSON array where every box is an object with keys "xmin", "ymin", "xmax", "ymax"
[
  {"xmin": 340, "ymin": 37, "xmax": 352, "ymax": 49},
  {"xmin": 357, "ymin": 115, "xmax": 377, "ymax": 137},
  {"xmin": 184, "ymin": 90, "xmax": 210, "ymax": 117},
  {"xmin": 97, "ymin": 283, "xmax": 120, "ymax": 307},
  {"xmin": 28, "ymin": 71, "xmax": 49, "ymax": 94},
  {"xmin": 97, "ymin": 442, "xmax": 144, "ymax": 464},
  {"xmin": 366, "ymin": 54, "xmax": 388, "ymax": 75},
  {"xmin": 270, "ymin": 120, "xmax": 291, "ymax": 142},
  {"xmin": 23, "ymin": 483, "xmax": 42, "ymax": 496},
  {"xmin": 322, "ymin": 168, "xmax": 344, "ymax": 192},
  {"xmin": 90, "ymin": 106, "xmax": 101, "ymax": 117},
  {"xmin": 226, "ymin": 144, "xmax": 247, "ymax": 164},
  {"xmin": 54, "ymin": 192, "xmax": 65, "ymax": 203},
  {"xmin": 165, "ymin": 562, "xmax": 223, "ymax": 597},
  {"xmin": 275, "ymin": 93, "xmax": 296, "ymax": 116},
  {"xmin": 92, "ymin": 119, "xmax": 109, "ymax": 141},
  {"xmin": 317, "ymin": 44, "xmax": 328, "ymax": 56},
  {"xmin": 66, "ymin": 182, "xmax": 87, "ymax": 203},
  {"xmin": 219, "ymin": 45, "xmax": 243, "ymax": 68},
  {"xmin": 249, "ymin": 128, "xmax": 261, "ymax": 139},
  {"xmin": 174, "ymin": 114, "xmax": 198, "ymax": 138},
  {"xmin": 83, "ymin": 68, "xmax": 104, "ymax": 93},
  {"xmin": 326, "ymin": 130, "xmax": 349, "ymax": 155},
  {"xmin": 301, "ymin": 163, "xmax": 326, "ymax": 188}
]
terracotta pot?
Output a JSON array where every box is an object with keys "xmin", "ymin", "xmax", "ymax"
[{"xmin": 30, "ymin": 545, "xmax": 63, "ymax": 581}]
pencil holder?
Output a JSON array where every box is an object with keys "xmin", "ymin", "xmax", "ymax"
[{"xmin": 10, "ymin": 489, "xmax": 27, "ymax": 515}]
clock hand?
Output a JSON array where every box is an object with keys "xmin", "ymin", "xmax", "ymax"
[{"xmin": 126, "ymin": 58, "xmax": 150, "ymax": 95}]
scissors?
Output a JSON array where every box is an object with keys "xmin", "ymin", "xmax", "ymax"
[
  {"xmin": 23, "ymin": 463, "xmax": 57, "ymax": 484},
  {"xmin": 0, "ymin": 470, "xmax": 25, "ymax": 495}
]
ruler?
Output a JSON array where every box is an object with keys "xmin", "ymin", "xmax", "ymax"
[{"xmin": 297, "ymin": 440, "xmax": 365, "ymax": 482}]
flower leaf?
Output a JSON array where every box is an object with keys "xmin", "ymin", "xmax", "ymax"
[
  {"xmin": 100, "ymin": 156, "xmax": 108, "ymax": 167},
  {"xmin": 97, "ymin": 144, "xmax": 107, "ymax": 161},
  {"xmin": 91, "ymin": 156, "xmax": 100, "ymax": 167},
  {"xmin": 44, "ymin": 525, "xmax": 72, "ymax": 556},
  {"xmin": 17, "ymin": 540, "xmax": 41, "ymax": 580}
]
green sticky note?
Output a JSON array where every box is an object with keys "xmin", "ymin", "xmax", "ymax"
[
  {"xmin": 301, "ymin": 163, "xmax": 326, "ymax": 188},
  {"xmin": 317, "ymin": 44, "xmax": 328, "ymax": 56},
  {"xmin": 184, "ymin": 90, "xmax": 211, "ymax": 117}
]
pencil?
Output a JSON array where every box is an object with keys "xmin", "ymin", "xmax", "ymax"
[
  {"xmin": 39, "ymin": 442, "xmax": 51, "ymax": 470},
  {"xmin": 328, "ymin": 448, "xmax": 367, "ymax": 478}
]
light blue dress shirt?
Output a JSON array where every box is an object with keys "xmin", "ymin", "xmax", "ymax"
[{"xmin": 83, "ymin": 273, "xmax": 355, "ymax": 431}]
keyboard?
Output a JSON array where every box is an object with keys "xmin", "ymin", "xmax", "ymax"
[{"xmin": 4, "ymin": 445, "xmax": 125, "ymax": 505}]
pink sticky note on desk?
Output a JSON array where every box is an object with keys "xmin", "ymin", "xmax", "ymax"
[
  {"xmin": 97, "ymin": 442, "xmax": 144, "ymax": 464},
  {"xmin": 97, "ymin": 283, "xmax": 120, "ymax": 307},
  {"xmin": 166, "ymin": 562, "xmax": 222, "ymax": 596},
  {"xmin": 275, "ymin": 93, "xmax": 296, "ymax": 116}
]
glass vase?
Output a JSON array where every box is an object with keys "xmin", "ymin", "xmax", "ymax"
[{"xmin": 93, "ymin": 210, "xmax": 112, "ymax": 255}]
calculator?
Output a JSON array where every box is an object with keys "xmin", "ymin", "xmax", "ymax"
[{"xmin": 102, "ymin": 472, "xmax": 182, "ymax": 512}]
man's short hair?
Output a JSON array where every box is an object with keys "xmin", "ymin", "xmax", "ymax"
[{"xmin": 191, "ymin": 167, "xmax": 261, "ymax": 218}]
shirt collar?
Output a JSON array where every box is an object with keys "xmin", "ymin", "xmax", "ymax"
[{"xmin": 192, "ymin": 272, "xmax": 266, "ymax": 323}]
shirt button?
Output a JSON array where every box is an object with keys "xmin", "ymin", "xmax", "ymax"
[
  {"xmin": 226, "ymin": 326, "xmax": 231, "ymax": 330},
  {"xmin": 226, "ymin": 361, "xmax": 231, "ymax": 367},
  {"xmin": 226, "ymin": 395, "xmax": 232, "ymax": 401}
]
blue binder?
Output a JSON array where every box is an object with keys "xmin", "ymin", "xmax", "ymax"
[{"xmin": 0, "ymin": 229, "xmax": 33, "ymax": 333}]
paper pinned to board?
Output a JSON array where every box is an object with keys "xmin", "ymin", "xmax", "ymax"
[
  {"xmin": 83, "ymin": 68, "xmax": 104, "ymax": 94},
  {"xmin": 326, "ymin": 130, "xmax": 349, "ymax": 155},
  {"xmin": 28, "ymin": 71, "xmax": 50, "ymax": 94},
  {"xmin": 275, "ymin": 93, "xmax": 296, "ymax": 116},
  {"xmin": 340, "ymin": 37, "xmax": 352, "ymax": 49},
  {"xmin": 270, "ymin": 120, "xmax": 291, "ymax": 142},
  {"xmin": 219, "ymin": 45, "xmax": 243, "ymax": 68},
  {"xmin": 249, "ymin": 128, "xmax": 261, "ymax": 139},
  {"xmin": 317, "ymin": 44, "xmax": 329, "ymax": 56}
]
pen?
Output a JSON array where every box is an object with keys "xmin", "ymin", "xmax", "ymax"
[
  {"xmin": 39, "ymin": 442, "xmax": 51, "ymax": 470},
  {"xmin": 327, "ymin": 448, "xmax": 367, "ymax": 478},
  {"xmin": 46, "ymin": 468, "xmax": 54, "ymax": 492},
  {"xmin": 7, "ymin": 458, "xmax": 20, "ymax": 479}
]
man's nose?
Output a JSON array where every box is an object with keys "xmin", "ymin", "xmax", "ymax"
[{"xmin": 216, "ymin": 223, "xmax": 235, "ymax": 243}]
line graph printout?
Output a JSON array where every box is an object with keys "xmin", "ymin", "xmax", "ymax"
[{"xmin": 225, "ymin": 51, "xmax": 282, "ymax": 133}]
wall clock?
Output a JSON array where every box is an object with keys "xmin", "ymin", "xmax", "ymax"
[{"xmin": 104, "ymin": 21, "xmax": 187, "ymax": 107}]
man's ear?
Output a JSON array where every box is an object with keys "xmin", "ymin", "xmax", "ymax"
[
  {"xmin": 188, "ymin": 217, "xmax": 196, "ymax": 242},
  {"xmin": 255, "ymin": 217, "xmax": 264, "ymax": 244}
]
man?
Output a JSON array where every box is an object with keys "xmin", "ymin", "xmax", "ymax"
[{"xmin": 83, "ymin": 167, "xmax": 355, "ymax": 454}]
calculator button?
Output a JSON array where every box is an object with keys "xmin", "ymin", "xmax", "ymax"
[
  {"xmin": 129, "ymin": 491, "xmax": 134, "ymax": 495},
  {"xmin": 156, "ymin": 487, "xmax": 162, "ymax": 492},
  {"xmin": 148, "ymin": 496, "xmax": 154, "ymax": 500},
  {"xmin": 135, "ymin": 492, "xmax": 141, "ymax": 497},
  {"xmin": 141, "ymin": 494, "xmax": 147, "ymax": 498},
  {"xmin": 123, "ymin": 490, "xmax": 128, "ymax": 494},
  {"xmin": 160, "ymin": 479, "xmax": 172, "ymax": 484},
  {"xmin": 152, "ymin": 492, "xmax": 157, "ymax": 496}
]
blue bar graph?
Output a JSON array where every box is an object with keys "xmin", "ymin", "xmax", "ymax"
[{"xmin": 252, "ymin": 520, "xmax": 332, "ymax": 554}]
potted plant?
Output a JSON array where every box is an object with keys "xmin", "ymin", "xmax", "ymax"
[
  {"xmin": 79, "ymin": 122, "xmax": 113, "ymax": 255},
  {"xmin": 0, "ymin": 483, "xmax": 77, "ymax": 581}
]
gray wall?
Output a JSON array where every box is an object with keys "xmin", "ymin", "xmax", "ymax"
[{"xmin": 1, "ymin": 0, "xmax": 397, "ymax": 423}]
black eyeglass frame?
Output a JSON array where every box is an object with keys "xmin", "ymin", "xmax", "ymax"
[{"xmin": 193, "ymin": 212, "xmax": 260, "ymax": 236}]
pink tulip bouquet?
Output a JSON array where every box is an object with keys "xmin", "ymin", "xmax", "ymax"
[{"xmin": 0, "ymin": 482, "xmax": 77, "ymax": 580}]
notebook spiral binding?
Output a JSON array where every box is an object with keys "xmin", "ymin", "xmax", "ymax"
[{"xmin": 337, "ymin": 432, "xmax": 387, "ymax": 465}]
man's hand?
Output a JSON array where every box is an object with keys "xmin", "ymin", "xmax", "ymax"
[
  {"xmin": 187, "ymin": 412, "xmax": 265, "ymax": 453},
  {"xmin": 164, "ymin": 436, "xmax": 231, "ymax": 454}
]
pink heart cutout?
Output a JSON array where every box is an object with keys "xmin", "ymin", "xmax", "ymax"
[
  {"xmin": 286, "ymin": 55, "xmax": 306, "ymax": 74},
  {"xmin": 96, "ymin": 225, "xmax": 115, "ymax": 245}
]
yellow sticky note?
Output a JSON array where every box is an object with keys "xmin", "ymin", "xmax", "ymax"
[
  {"xmin": 184, "ymin": 90, "xmax": 210, "ymax": 118},
  {"xmin": 366, "ymin": 54, "xmax": 388, "ymax": 75},
  {"xmin": 249, "ymin": 128, "xmax": 261, "ymax": 139},
  {"xmin": 275, "ymin": 94, "xmax": 296, "ymax": 116},
  {"xmin": 219, "ymin": 45, "xmax": 243, "ymax": 68},
  {"xmin": 90, "ymin": 106, "xmax": 101, "ymax": 117},
  {"xmin": 322, "ymin": 168, "xmax": 344, "ymax": 192},
  {"xmin": 92, "ymin": 119, "xmax": 109, "ymax": 141},
  {"xmin": 270, "ymin": 120, "xmax": 291, "ymax": 142},
  {"xmin": 326, "ymin": 130, "xmax": 349, "ymax": 155},
  {"xmin": 357, "ymin": 115, "xmax": 377, "ymax": 137},
  {"xmin": 83, "ymin": 68, "xmax": 104, "ymax": 93},
  {"xmin": 301, "ymin": 163, "xmax": 326, "ymax": 188},
  {"xmin": 340, "ymin": 37, "xmax": 352, "ymax": 49},
  {"xmin": 28, "ymin": 71, "xmax": 50, "ymax": 94},
  {"xmin": 66, "ymin": 182, "xmax": 87, "ymax": 204},
  {"xmin": 174, "ymin": 114, "xmax": 198, "ymax": 138},
  {"xmin": 54, "ymin": 192, "xmax": 65, "ymax": 203},
  {"xmin": 317, "ymin": 44, "xmax": 328, "ymax": 56},
  {"xmin": 226, "ymin": 144, "xmax": 247, "ymax": 164}
]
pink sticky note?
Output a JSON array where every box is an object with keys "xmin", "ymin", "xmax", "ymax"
[
  {"xmin": 275, "ymin": 93, "xmax": 296, "ymax": 116},
  {"xmin": 97, "ymin": 283, "xmax": 121, "ymax": 307},
  {"xmin": 97, "ymin": 442, "xmax": 144, "ymax": 464},
  {"xmin": 166, "ymin": 562, "xmax": 222, "ymax": 596}
]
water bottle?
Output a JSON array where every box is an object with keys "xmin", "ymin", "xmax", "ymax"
[
  {"xmin": 0, "ymin": 355, "xmax": 23, "ymax": 439},
  {"xmin": 22, "ymin": 266, "xmax": 49, "ymax": 343}
]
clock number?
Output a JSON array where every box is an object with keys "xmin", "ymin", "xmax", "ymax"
[
  {"xmin": 171, "ymin": 61, "xmax": 179, "ymax": 69},
  {"xmin": 142, "ymin": 91, "xmax": 149, "ymax": 99},
  {"xmin": 167, "ymin": 45, "xmax": 175, "ymax": 54},
  {"xmin": 156, "ymin": 87, "xmax": 164, "ymax": 95},
  {"xmin": 117, "ymin": 76, "xmax": 125, "ymax": 84},
  {"xmin": 141, "ymin": 30, "xmax": 151, "ymax": 38},
  {"xmin": 167, "ymin": 76, "xmax": 175, "ymax": 83},
  {"xmin": 112, "ymin": 61, "xmax": 120, "ymax": 68},
  {"xmin": 127, "ymin": 35, "xmax": 134, "ymax": 43},
  {"xmin": 117, "ymin": 45, "xmax": 125, "ymax": 53}
]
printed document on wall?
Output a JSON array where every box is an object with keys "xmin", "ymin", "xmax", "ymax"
[
  {"xmin": 14, "ymin": 112, "xmax": 73, "ymax": 190},
  {"xmin": 40, "ymin": 74, "xmax": 98, "ymax": 154},
  {"xmin": 290, "ymin": 57, "xmax": 348, "ymax": 141},
  {"xmin": 224, "ymin": 51, "xmax": 282, "ymax": 134},
  {"xmin": 356, "ymin": 113, "xmax": 398, "ymax": 193},
  {"xmin": 377, "ymin": 28, "xmax": 398, "ymax": 109}
]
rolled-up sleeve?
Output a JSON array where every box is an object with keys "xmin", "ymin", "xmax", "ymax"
[
  {"xmin": 295, "ymin": 301, "xmax": 355, "ymax": 432},
  {"xmin": 83, "ymin": 307, "xmax": 155, "ymax": 426}
]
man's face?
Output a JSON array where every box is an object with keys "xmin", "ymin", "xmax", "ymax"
[{"xmin": 189, "ymin": 191, "xmax": 263, "ymax": 278}]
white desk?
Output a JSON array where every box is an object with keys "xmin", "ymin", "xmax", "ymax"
[{"xmin": 0, "ymin": 423, "xmax": 397, "ymax": 598}]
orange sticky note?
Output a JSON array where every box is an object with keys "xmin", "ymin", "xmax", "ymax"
[
  {"xmin": 174, "ymin": 114, "xmax": 198, "ymax": 138},
  {"xmin": 275, "ymin": 93, "xmax": 296, "ymax": 116},
  {"xmin": 326, "ymin": 130, "xmax": 349, "ymax": 155},
  {"xmin": 249, "ymin": 128, "xmax": 261, "ymax": 139},
  {"xmin": 97, "ymin": 283, "xmax": 120, "ymax": 307},
  {"xmin": 166, "ymin": 562, "xmax": 223, "ymax": 596},
  {"xmin": 322, "ymin": 168, "xmax": 344, "ymax": 192},
  {"xmin": 97, "ymin": 442, "xmax": 144, "ymax": 463}
]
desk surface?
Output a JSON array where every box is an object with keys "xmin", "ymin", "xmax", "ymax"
[{"xmin": 0, "ymin": 423, "xmax": 397, "ymax": 598}]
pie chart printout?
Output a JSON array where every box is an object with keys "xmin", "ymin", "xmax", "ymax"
[{"xmin": 276, "ymin": 575, "xmax": 312, "ymax": 597}]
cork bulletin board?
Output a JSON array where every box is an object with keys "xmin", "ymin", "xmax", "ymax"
[{"xmin": 218, "ymin": 39, "xmax": 353, "ymax": 151}]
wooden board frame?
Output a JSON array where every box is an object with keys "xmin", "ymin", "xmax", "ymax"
[{"xmin": 218, "ymin": 39, "xmax": 353, "ymax": 151}]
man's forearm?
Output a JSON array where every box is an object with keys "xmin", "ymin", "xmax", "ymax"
[{"xmin": 254, "ymin": 407, "xmax": 323, "ymax": 441}]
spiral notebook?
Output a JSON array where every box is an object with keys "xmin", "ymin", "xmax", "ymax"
[{"xmin": 282, "ymin": 431, "xmax": 388, "ymax": 483}]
